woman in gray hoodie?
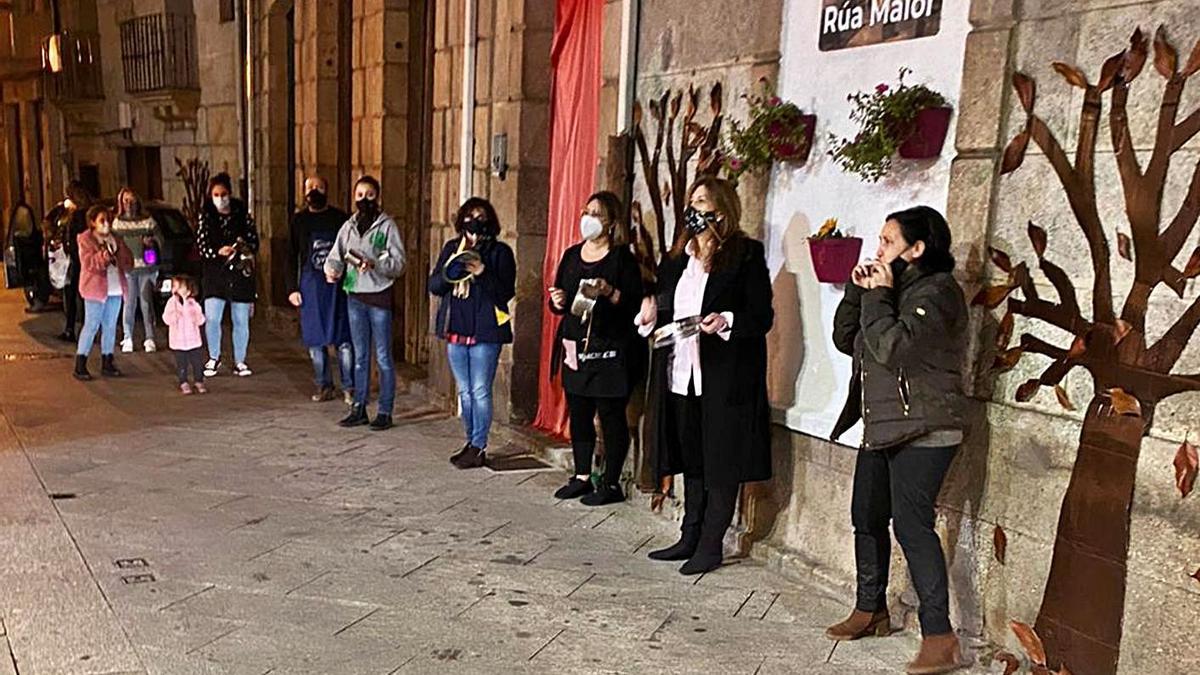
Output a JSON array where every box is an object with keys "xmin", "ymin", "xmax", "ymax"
[{"xmin": 324, "ymin": 175, "xmax": 406, "ymax": 430}]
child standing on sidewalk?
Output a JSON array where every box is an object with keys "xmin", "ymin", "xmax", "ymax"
[{"xmin": 162, "ymin": 275, "xmax": 208, "ymax": 395}]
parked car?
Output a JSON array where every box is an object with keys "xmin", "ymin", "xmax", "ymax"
[{"xmin": 3, "ymin": 199, "xmax": 199, "ymax": 311}]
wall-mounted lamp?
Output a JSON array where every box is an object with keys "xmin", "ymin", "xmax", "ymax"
[
  {"xmin": 42, "ymin": 34, "xmax": 63, "ymax": 73},
  {"xmin": 491, "ymin": 133, "xmax": 508, "ymax": 180}
]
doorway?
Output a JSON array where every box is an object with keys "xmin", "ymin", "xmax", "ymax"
[{"xmin": 123, "ymin": 146, "xmax": 163, "ymax": 201}]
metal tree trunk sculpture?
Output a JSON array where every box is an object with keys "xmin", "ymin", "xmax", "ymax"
[
  {"xmin": 174, "ymin": 157, "xmax": 210, "ymax": 231},
  {"xmin": 631, "ymin": 83, "xmax": 724, "ymax": 255},
  {"xmin": 984, "ymin": 26, "xmax": 1200, "ymax": 674}
]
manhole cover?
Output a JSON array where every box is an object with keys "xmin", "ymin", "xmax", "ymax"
[{"xmin": 121, "ymin": 573, "xmax": 156, "ymax": 584}]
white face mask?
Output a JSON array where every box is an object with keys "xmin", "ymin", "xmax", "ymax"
[
  {"xmin": 580, "ymin": 214, "xmax": 604, "ymax": 242},
  {"xmin": 213, "ymin": 195, "xmax": 231, "ymax": 212}
]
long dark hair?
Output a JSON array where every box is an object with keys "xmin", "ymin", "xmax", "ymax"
[
  {"xmin": 886, "ymin": 205, "xmax": 955, "ymax": 274},
  {"xmin": 453, "ymin": 197, "xmax": 501, "ymax": 238}
]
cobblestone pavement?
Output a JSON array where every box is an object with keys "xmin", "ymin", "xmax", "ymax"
[{"xmin": 0, "ymin": 294, "xmax": 990, "ymax": 674}]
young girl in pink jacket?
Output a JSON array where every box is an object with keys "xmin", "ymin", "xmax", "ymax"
[{"xmin": 162, "ymin": 275, "xmax": 208, "ymax": 394}]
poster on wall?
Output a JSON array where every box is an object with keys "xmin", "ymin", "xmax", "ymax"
[{"xmin": 819, "ymin": 0, "xmax": 942, "ymax": 51}]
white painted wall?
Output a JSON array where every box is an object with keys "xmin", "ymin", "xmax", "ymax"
[{"xmin": 764, "ymin": 0, "xmax": 973, "ymax": 446}]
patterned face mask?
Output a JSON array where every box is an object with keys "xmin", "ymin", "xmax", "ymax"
[{"xmin": 684, "ymin": 206, "xmax": 720, "ymax": 235}]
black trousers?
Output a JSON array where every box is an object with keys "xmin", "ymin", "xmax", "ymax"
[
  {"xmin": 566, "ymin": 393, "xmax": 629, "ymax": 487},
  {"xmin": 174, "ymin": 348, "xmax": 206, "ymax": 384},
  {"xmin": 669, "ymin": 392, "xmax": 737, "ymax": 549},
  {"xmin": 63, "ymin": 260, "xmax": 82, "ymax": 333},
  {"xmin": 852, "ymin": 444, "xmax": 957, "ymax": 635}
]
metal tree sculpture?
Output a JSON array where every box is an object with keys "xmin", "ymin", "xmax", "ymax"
[
  {"xmin": 174, "ymin": 156, "xmax": 210, "ymax": 230},
  {"xmin": 631, "ymin": 83, "xmax": 724, "ymax": 255},
  {"xmin": 984, "ymin": 26, "xmax": 1200, "ymax": 674}
]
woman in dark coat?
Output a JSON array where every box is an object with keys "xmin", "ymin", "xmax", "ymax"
[
  {"xmin": 638, "ymin": 175, "xmax": 774, "ymax": 576},
  {"xmin": 429, "ymin": 197, "xmax": 516, "ymax": 469},
  {"xmin": 548, "ymin": 191, "xmax": 644, "ymax": 506},
  {"xmin": 825, "ymin": 205, "xmax": 967, "ymax": 675},
  {"xmin": 196, "ymin": 172, "xmax": 259, "ymax": 378}
]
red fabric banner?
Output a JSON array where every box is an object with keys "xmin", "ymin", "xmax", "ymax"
[{"xmin": 532, "ymin": 0, "xmax": 603, "ymax": 438}]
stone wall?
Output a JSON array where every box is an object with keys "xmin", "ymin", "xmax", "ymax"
[{"xmin": 426, "ymin": 0, "xmax": 553, "ymax": 424}]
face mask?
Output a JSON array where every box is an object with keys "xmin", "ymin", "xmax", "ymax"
[
  {"xmin": 94, "ymin": 222, "xmax": 111, "ymax": 237},
  {"xmin": 305, "ymin": 190, "xmax": 327, "ymax": 209},
  {"xmin": 684, "ymin": 206, "xmax": 719, "ymax": 236},
  {"xmin": 580, "ymin": 214, "xmax": 604, "ymax": 241},
  {"xmin": 213, "ymin": 195, "xmax": 231, "ymax": 212},
  {"xmin": 63, "ymin": 198, "xmax": 76, "ymax": 210},
  {"xmin": 464, "ymin": 218, "xmax": 489, "ymax": 237},
  {"xmin": 889, "ymin": 250, "xmax": 911, "ymax": 279}
]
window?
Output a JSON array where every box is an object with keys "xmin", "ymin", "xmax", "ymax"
[{"xmin": 219, "ymin": 0, "xmax": 235, "ymax": 23}]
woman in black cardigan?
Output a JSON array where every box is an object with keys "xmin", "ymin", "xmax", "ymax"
[
  {"xmin": 638, "ymin": 175, "xmax": 774, "ymax": 575},
  {"xmin": 428, "ymin": 197, "xmax": 516, "ymax": 469}
]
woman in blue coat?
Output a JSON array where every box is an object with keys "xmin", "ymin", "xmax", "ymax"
[{"xmin": 428, "ymin": 198, "xmax": 516, "ymax": 469}]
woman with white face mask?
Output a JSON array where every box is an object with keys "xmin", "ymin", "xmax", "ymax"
[
  {"xmin": 196, "ymin": 172, "xmax": 259, "ymax": 378},
  {"xmin": 547, "ymin": 191, "xmax": 644, "ymax": 506}
]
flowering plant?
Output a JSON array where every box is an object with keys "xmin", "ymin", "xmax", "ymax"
[
  {"xmin": 828, "ymin": 68, "xmax": 948, "ymax": 182},
  {"xmin": 808, "ymin": 218, "xmax": 847, "ymax": 241},
  {"xmin": 724, "ymin": 79, "xmax": 813, "ymax": 181}
]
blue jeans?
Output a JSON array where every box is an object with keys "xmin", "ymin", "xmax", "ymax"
[
  {"xmin": 122, "ymin": 267, "xmax": 158, "ymax": 342},
  {"xmin": 446, "ymin": 342, "xmax": 502, "ymax": 449},
  {"xmin": 310, "ymin": 343, "xmax": 354, "ymax": 390},
  {"xmin": 77, "ymin": 296, "xmax": 122, "ymax": 356},
  {"xmin": 204, "ymin": 297, "xmax": 252, "ymax": 364},
  {"xmin": 347, "ymin": 297, "xmax": 395, "ymax": 415}
]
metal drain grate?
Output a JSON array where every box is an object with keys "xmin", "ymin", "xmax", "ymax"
[{"xmin": 484, "ymin": 453, "xmax": 555, "ymax": 473}]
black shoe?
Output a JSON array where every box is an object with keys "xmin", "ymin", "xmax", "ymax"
[
  {"xmin": 648, "ymin": 528, "xmax": 701, "ymax": 561},
  {"xmin": 580, "ymin": 484, "xmax": 626, "ymax": 506},
  {"xmin": 339, "ymin": 405, "xmax": 369, "ymax": 427},
  {"xmin": 57, "ymin": 331, "xmax": 76, "ymax": 343},
  {"xmin": 369, "ymin": 413, "xmax": 393, "ymax": 431},
  {"xmin": 452, "ymin": 445, "xmax": 486, "ymax": 469},
  {"xmin": 72, "ymin": 355, "xmax": 92, "ymax": 381},
  {"xmin": 679, "ymin": 552, "xmax": 723, "ymax": 576},
  {"xmin": 449, "ymin": 443, "xmax": 473, "ymax": 466},
  {"xmin": 100, "ymin": 354, "xmax": 122, "ymax": 377},
  {"xmin": 553, "ymin": 477, "xmax": 594, "ymax": 500}
]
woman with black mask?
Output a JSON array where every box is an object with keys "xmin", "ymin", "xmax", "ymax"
[
  {"xmin": 826, "ymin": 205, "xmax": 966, "ymax": 675},
  {"xmin": 548, "ymin": 191, "xmax": 643, "ymax": 506},
  {"xmin": 636, "ymin": 175, "xmax": 773, "ymax": 576},
  {"xmin": 197, "ymin": 172, "xmax": 259, "ymax": 378},
  {"xmin": 52, "ymin": 181, "xmax": 92, "ymax": 342},
  {"xmin": 429, "ymin": 198, "xmax": 516, "ymax": 469}
]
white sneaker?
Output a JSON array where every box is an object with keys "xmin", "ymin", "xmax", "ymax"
[
  {"xmin": 234, "ymin": 363, "xmax": 253, "ymax": 377},
  {"xmin": 203, "ymin": 358, "xmax": 221, "ymax": 377},
  {"xmin": 143, "ymin": 339, "xmax": 157, "ymax": 353},
  {"xmin": 120, "ymin": 338, "xmax": 134, "ymax": 353}
]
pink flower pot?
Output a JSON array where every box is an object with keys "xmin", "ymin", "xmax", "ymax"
[
  {"xmin": 898, "ymin": 107, "xmax": 953, "ymax": 159},
  {"xmin": 809, "ymin": 237, "xmax": 863, "ymax": 283}
]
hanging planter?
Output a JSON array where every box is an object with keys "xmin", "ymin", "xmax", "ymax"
[
  {"xmin": 898, "ymin": 106, "xmax": 953, "ymax": 159},
  {"xmin": 724, "ymin": 79, "xmax": 816, "ymax": 182},
  {"xmin": 808, "ymin": 218, "xmax": 863, "ymax": 283},
  {"xmin": 828, "ymin": 68, "xmax": 951, "ymax": 182}
]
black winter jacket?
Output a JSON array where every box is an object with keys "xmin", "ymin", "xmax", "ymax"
[
  {"xmin": 831, "ymin": 266, "xmax": 967, "ymax": 450},
  {"xmin": 428, "ymin": 237, "xmax": 516, "ymax": 344}
]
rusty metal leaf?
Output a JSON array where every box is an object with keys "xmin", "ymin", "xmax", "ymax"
[
  {"xmin": 996, "ymin": 312, "xmax": 1015, "ymax": 350},
  {"xmin": 1107, "ymin": 388, "xmax": 1143, "ymax": 417},
  {"xmin": 1191, "ymin": 568, "xmax": 1200, "ymax": 584},
  {"xmin": 1185, "ymin": 39, "xmax": 1200, "ymax": 77},
  {"xmin": 1154, "ymin": 25, "xmax": 1178, "ymax": 78},
  {"xmin": 1182, "ymin": 246, "xmax": 1200, "ymax": 278},
  {"xmin": 1117, "ymin": 232, "xmax": 1133, "ymax": 261},
  {"xmin": 1055, "ymin": 384, "xmax": 1077, "ymax": 411},
  {"xmin": 1001, "ymin": 130, "xmax": 1030, "ymax": 175},
  {"xmin": 1010, "ymin": 620, "xmax": 1047, "ymax": 666},
  {"xmin": 1016, "ymin": 379, "xmax": 1041, "ymax": 403},
  {"xmin": 1174, "ymin": 438, "xmax": 1198, "ymax": 498},
  {"xmin": 632, "ymin": 102, "xmax": 644, "ymax": 128},
  {"xmin": 1125, "ymin": 27, "xmax": 1149, "ymax": 82},
  {"xmin": 993, "ymin": 348, "xmax": 1025, "ymax": 373},
  {"xmin": 1066, "ymin": 335, "xmax": 1087, "ymax": 359},
  {"xmin": 993, "ymin": 525, "xmax": 1007, "ymax": 565},
  {"xmin": 989, "ymin": 247, "xmax": 1014, "ymax": 274},
  {"xmin": 1012, "ymin": 72, "xmax": 1036, "ymax": 113},
  {"xmin": 670, "ymin": 91, "xmax": 683, "ymax": 119},
  {"xmin": 1028, "ymin": 221, "xmax": 1048, "ymax": 258},
  {"xmin": 1052, "ymin": 62, "xmax": 1090, "ymax": 89},
  {"xmin": 649, "ymin": 98, "xmax": 662, "ymax": 121},
  {"xmin": 710, "ymin": 82, "xmax": 723, "ymax": 115},
  {"xmin": 1113, "ymin": 319, "xmax": 1133, "ymax": 345},
  {"xmin": 996, "ymin": 651, "xmax": 1020, "ymax": 675},
  {"xmin": 1098, "ymin": 50, "xmax": 1127, "ymax": 90},
  {"xmin": 663, "ymin": 181, "xmax": 671, "ymax": 207},
  {"xmin": 972, "ymin": 284, "xmax": 1016, "ymax": 309}
]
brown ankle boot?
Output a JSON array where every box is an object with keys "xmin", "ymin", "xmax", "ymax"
[
  {"xmin": 824, "ymin": 609, "xmax": 892, "ymax": 641},
  {"xmin": 906, "ymin": 633, "xmax": 962, "ymax": 674}
]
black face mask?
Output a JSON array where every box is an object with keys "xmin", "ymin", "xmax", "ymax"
[
  {"xmin": 305, "ymin": 190, "xmax": 327, "ymax": 210},
  {"xmin": 464, "ymin": 218, "xmax": 490, "ymax": 237},
  {"xmin": 684, "ymin": 206, "xmax": 719, "ymax": 236},
  {"xmin": 356, "ymin": 198, "xmax": 378, "ymax": 232},
  {"xmin": 890, "ymin": 255, "xmax": 910, "ymax": 280}
]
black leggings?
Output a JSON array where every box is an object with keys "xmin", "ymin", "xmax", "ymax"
[
  {"xmin": 566, "ymin": 393, "xmax": 629, "ymax": 487},
  {"xmin": 174, "ymin": 348, "xmax": 206, "ymax": 384}
]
